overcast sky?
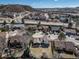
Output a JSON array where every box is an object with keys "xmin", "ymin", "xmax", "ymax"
[{"xmin": 0, "ymin": 0, "xmax": 79, "ymax": 8}]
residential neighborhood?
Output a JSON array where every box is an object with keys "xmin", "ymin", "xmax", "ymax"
[{"xmin": 0, "ymin": 0, "xmax": 79, "ymax": 59}]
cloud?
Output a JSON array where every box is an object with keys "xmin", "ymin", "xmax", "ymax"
[{"xmin": 54, "ymin": 0, "xmax": 59, "ymax": 2}]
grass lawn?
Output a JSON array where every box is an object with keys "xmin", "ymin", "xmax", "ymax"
[{"xmin": 30, "ymin": 43, "xmax": 53, "ymax": 58}]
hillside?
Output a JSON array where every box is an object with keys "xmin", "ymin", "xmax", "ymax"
[
  {"xmin": 0, "ymin": 4, "xmax": 33, "ymax": 12},
  {"xmin": 36, "ymin": 7, "xmax": 79, "ymax": 13}
]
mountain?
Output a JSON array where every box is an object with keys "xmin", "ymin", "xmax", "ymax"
[{"xmin": 0, "ymin": 4, "xmax": 33, "ymax": 12}]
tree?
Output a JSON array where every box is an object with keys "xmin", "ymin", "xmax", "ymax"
[
  {"xmin": 58, "ymin": 32, "xmax": 66, "ymax": 40},
  {"xmin": 37, "ymin": 21, "xmax": 41, "ymax": 27},
  {"xmin": 11, "ymin": 20, "xmax": 15, "ymax": 24},
  {"xmin": 68, "ymin": 22, "xmax": 73, "ymax": 28},
  {"xmin": 59, "ymin": 27, "xmax": 64, "ymax": 32},
  {"xmin": 22, "ymin": 19, "xmax": 24, "ymax": 24},
  {"xmin": 3, "ymin": 20, "xmax": 7, "ymax": 26},
  {"xmin": 55, "ymin": 16, "xmax": 59, "ymax": 19},
  {"xmin": 0, "ymin": 53, "xmax": 2, "ymax": 59},
  {"xmin": 29, "ymin": 40, "xmax": 33, "ymax": 47},
  {"xmin": 10, "ymin": 20, "xmax": 15, "ymax": 30},
  {"xmin": 65, "ymin": 19, "xmax": 68, "ymax": 23},
  {"xmin": 2, "ymin": 21, "xmax": 7, "ymax": 31},
  {"xmin": 49, "ymin": 26, "xmax": 51, "ymax": 31},
  {"xmin": 68, "ymin": 15, "xmax": 72, "ymax": 22},
  {"xmin": 21, "ymin": 47, "xmax": 30, "ymax": 58}
]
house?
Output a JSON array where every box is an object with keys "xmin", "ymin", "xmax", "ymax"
[
  {"xmin": 51, "ymin": 26, "xmax": 62, "ymax": 33},
  {"xmin": 32, "ymin": 31, "xmax": 46, "ymax": 44},
  {"xmin": 59, "ymin": 14, "xmax": 70, "ymax": 23},
  {"xmin": 32, "ymin": 31, "xmax": 52, "ymax": 44},
  {"xmin": 64, "ymin": 42, "xmax": 75, "ymax": 53},
  {"xmin": 6, "ymin": 24, "xmax": 25, "ymax": 31},
  {"xmin": 8, "ymin": 35, "xmax": 24, "ymax": 49},
  {"xmin": 76, "ymin": 30, "xmax": 79, "ymax": 36},
  {"xmin": 44, "ymin": 13, "xmax": 49, "ymax": 20},
  {"xmin": 53, "ymin": 40, "xmax": 65, "ymax": 51},
  {"xmin": 65, "ymin": 28, "xmax": 76, "ymax": 36},
  {"xmin": 49, "ymin": 13, "xmax": 60, "ymax": 19},
  {"xmin": 1, "ymin": 12, "xmax": 22, "ymax": 18},
  {"xmin": 2, "ymin": 33, "xmax": 27, "ymax": 58},
  {"xmin": 0, "ymin": 17, "xmax": 12, "ymax": 23},
  {"xmin": 53, "ymin": 40, "xmax": 75, "ymax": 54},
  {"xmin": 76, "ymin": 21, "xmax": 79, "ymax": 35},
  {"xmin": 30, "ymin": 31, "xmax": 52, "ymax": 58},
  {"xmin": 0, "ymin": 32, "xmax": 6, "ymax": 53}
]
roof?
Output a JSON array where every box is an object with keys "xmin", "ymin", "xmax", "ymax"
[
  {"xmin": 51, "ymin": 26, "xmax": 60, "ymax": 31},
  {"xmin": 9, "ymin": 35, "xmax": 26, "ymax": 43},
  {"xmin": 53, "ymin": 40, "xmax": 75, "ymax": 51},
  {"xmin": 66, "ymin": 36, "xmax": 79, "ymax": 46},
  {"xmin": 47, "ymin": 34, "xmax": 58, "ymax": 41},
  {"xmin": 0, "ymin": 32, "xmax": 6, "ymax": 52},
  {"xmin": 0, "ymin": 32, "xmax": 6, "ymax": 38},
  {"xmin": 65, "ymin": 29, "xmax": 76, "ymax": 33},
  {"xmin": 54, "ymin": 40, "xmax": 65, "ymax": 49},
  {"xmin": 65, "ymin": 41, "xmax": 75, "ymax": 51},
  {"xmin": 32, "ymin": 32, "xmax": 45, "ymax": 39}
]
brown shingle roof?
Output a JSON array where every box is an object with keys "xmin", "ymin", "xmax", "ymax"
[
  {"xmin": 9, "ymin": 35, "xmax": 24, "ymax": 43},
  {"xmin": 54, "ymin": 40, "xmax": 65, "ymax": 50},
  {"xmin": 8, "ymin": 35, "xmax": 28, "ymax": 45},
  {"xmin": 65, "ymin": 42, "xmax": 75, "ymax": 52},
  {"xmin": 53, "ymin": 40, "xmax": 75, "ymax": 52},
  {"xmin": 0, "ymin": 32, "xmax": 6, "ymax": 52},
  {"xmin": 0, "ymin": 32, "xmax": 6, "ymax": 38}
]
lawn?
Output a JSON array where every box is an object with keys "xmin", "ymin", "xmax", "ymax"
[{"xmin": 30, "ymin": 43, "xmax": 52, "ymax": 58}]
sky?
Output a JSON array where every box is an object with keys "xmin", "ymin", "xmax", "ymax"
[{"xmin": 0, "ymin": 0, "xmax": 79, "ymax": 8}]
